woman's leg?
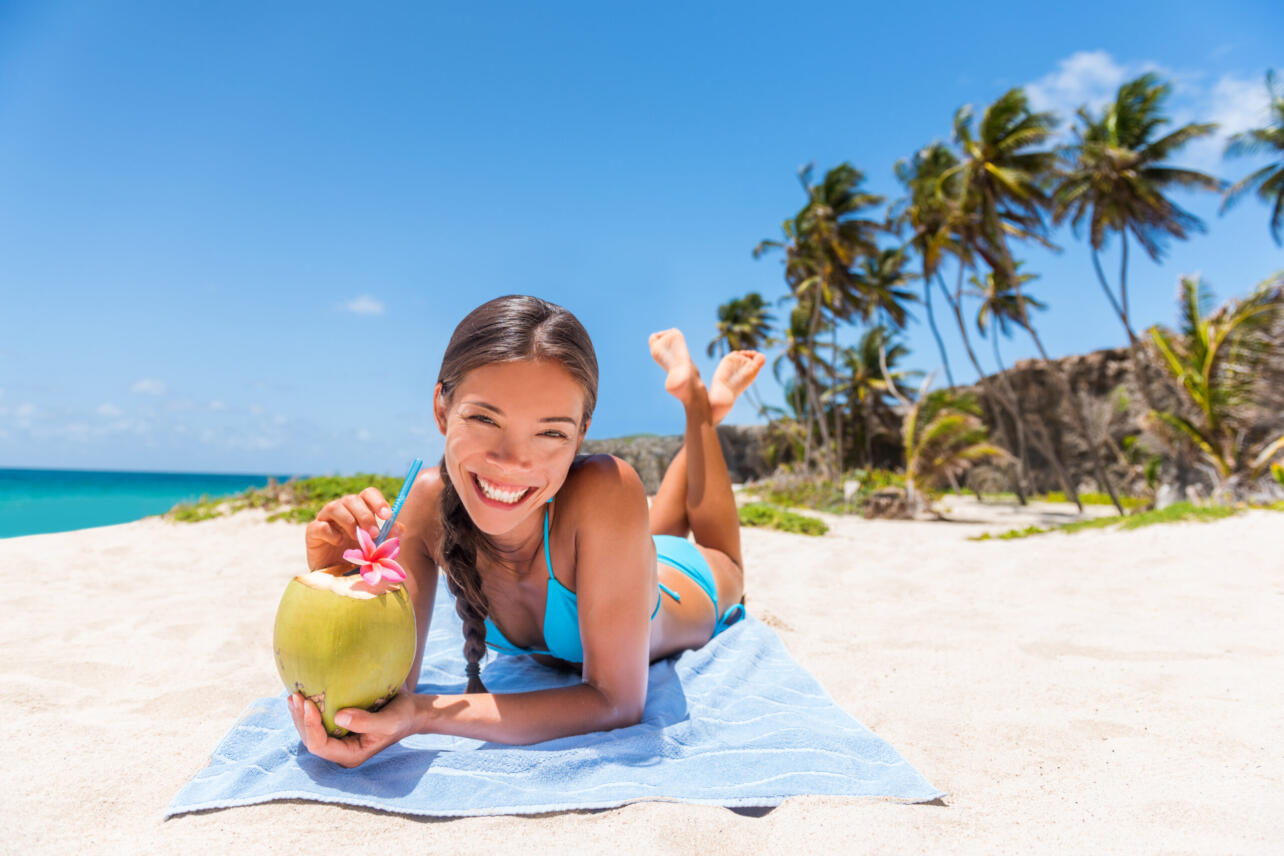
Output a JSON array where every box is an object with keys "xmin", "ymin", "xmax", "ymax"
[{"xmin": 646, "ymin": 331, "xmax": 764, "ymax": 568}]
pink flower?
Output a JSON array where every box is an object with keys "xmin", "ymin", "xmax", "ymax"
[{"xmin": 342, "ymin": 528, "xmax": 407, "ymax": 586}]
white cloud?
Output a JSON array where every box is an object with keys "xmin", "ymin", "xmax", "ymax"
[
  {"xmin": 356, "ymin": 428, "xmax": 372, "ymax": 443},
  {"xmin": 1024, "ymin": 52, "xmax": 1272, "ymax": 174},
  {"xmin": 131, "ymin": 378, "xmax": 167, "ymax": 395},
  {"xmin": 342, "ymin": 295, "xmax": 385, "ymax": 316},
  {"xmin": 96, "ymin": 402, "xmax": 123, "ymax": 417},
  {"xmin": 272, "ymin": 414, "xmax": 288, "ymax": 426},
  {"xmin": 248, "ymin": 403, "xmax": 264, "ymax": 415},
  {"xmin": 209, "ymin": 400, "xmax": 226, "ymax": 411},
  {"xmin": 1026, "ymin": 50, "xmax": 1131, "ymax": 120},
  {"xmin": 1179, "ymin": 72, "xmax": 1273, "ymax": 173}
]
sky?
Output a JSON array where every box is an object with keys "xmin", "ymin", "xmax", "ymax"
[{"xmin": 1, "ymin": 0, "xmax": 1281, "ymax": 476}]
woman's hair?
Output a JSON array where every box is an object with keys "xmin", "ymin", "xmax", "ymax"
[{"xmin": 435, "ymin": 295, "xmax": 598, "ymax": 692}]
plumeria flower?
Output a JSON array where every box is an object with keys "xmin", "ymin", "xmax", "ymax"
[{"xmin": 342, "ymin": 528, "xmax": 407, "ymax": 586}]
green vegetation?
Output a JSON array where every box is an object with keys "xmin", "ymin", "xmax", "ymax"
[
  {"xmin": 722, "ymin": 67, "xmax": 1284, "ymax": 508},
  {"xmin": 968, "ymin": 501, "xmax": 1266, "ymax": 540},
  {"xmin": 737, "ymin": 502, "xmax": 829, "ymax": 536},
  {"xmin": 1038, "ymin": 491, "xmax": 1148, "ymax": 510},
  {"xmin": 746, "ymin": 468, "xmax": 905, "ymax": 514},
  {"xmin": 1148, "ymin": 274, "xmax": 1284, "ymax": 496},
  {"xmin": 164, "ymin": 474, "xmax": 404, "ymax": 525}
]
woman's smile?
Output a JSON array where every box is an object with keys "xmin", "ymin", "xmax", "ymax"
[{"xmin": 470, "ymin": 471, "xmax": 537, "ymax": 507}]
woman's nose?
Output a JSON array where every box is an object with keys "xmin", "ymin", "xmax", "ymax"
[{"xmin": 487, "ymin": 433, "xmax": 534, "ymax": 470}]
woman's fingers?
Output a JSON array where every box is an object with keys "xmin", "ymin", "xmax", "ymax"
[
  {"xmin": 360, "ymin": 487, "xmax": 393, "ymax": 522},
  {"xmin": 289, "ymin": 692, "xmax": 368, "ymax": 768}
]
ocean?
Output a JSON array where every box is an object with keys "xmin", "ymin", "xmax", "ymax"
[{"xmin": 0, "ymin": 467, "xmax": 300, "ymax": 539}]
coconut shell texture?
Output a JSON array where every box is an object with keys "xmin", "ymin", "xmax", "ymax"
[{"xmin": 273, "ymin": 574, "xmax": 417, "ymax": 737}]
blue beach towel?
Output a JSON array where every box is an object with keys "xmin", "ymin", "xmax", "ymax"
[{"xmin": 167, "ymin": 575, "xmax": 944, "ymax": 817}]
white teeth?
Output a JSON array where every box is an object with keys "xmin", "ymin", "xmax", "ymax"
[{"xmin": 476, "ymin": 474, "xmax": 529, "ymax": 504}]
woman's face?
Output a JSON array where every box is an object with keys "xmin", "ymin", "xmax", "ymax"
[{"xmin": 434, "ymin": 358, "xmax": 589, "ymax": 535}]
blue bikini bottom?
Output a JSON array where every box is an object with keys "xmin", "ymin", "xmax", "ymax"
[{"xmin": 655, "ymin": 534, "xmax": 746, "ymax": 637}]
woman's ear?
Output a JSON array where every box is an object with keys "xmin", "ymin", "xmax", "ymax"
[
  {"xmin": 575, "ymin": 416, "xmax": 591, "ymax": 453},
  {"xmin": 433, "ymin": 383, "xmax": 448, "ymax": 435}
]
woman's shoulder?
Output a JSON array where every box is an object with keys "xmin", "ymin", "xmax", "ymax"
[{"xmin": 562, "ymin": 454, "xmax": 647, "ymax": 509}]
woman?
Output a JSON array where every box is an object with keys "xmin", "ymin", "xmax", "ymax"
[{"xmin": 288, "ymin": 295, "xmax": 764, "ymax": 766}]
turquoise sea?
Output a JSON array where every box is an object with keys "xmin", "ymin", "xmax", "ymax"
[{"xmin": 0, "ymin": 468, "xmax": 300, "ymax": 539}]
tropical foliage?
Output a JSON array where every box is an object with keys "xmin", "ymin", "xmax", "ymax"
[
  {"xmin": 719, "ymin": 65, "xmax": 1282, "ymax": 517},
  {"xmin": 1221, "ymin": 70, "xmax": 1284, "ymax": 245},
  {"xmin": 1148, "ymin": 273, "xmax": 1284, "ymax": 495}
]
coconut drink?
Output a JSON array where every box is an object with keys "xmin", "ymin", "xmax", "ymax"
[{"xmin": 273, "ymin": 530, "xmax": 417, "ymax": 737}]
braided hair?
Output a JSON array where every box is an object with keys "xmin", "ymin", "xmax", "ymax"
[{"xmin": 434, "ymin": 295, "xmax": 598, "ymax": 692}]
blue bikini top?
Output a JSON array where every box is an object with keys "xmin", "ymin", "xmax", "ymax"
[{"xmin": 482, "ymin": 497, "xmax": 663, "ymax": 663}]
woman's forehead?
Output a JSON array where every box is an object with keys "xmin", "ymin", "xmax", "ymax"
[{"xmin": 453, "ymin": 360, "xmax": 585, "ymax": 414}]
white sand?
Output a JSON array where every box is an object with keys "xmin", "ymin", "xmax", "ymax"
[{"xmin": 3, "ymin": 501, "xmax": 1281, "ymax": 854}]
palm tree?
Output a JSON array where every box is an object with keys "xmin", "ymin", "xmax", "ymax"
[
  {"xmin": 889, "ymin": 373, "xmax": 1009, "ymax": 514},
  {"xmin": 935, "ymin": 88, "xmax": 1062, "ymax": 501},
  {"xmin": 756, "ymin": 163, "xmax": 885, "ymax": 476},
  {"xmin": 768, "ymin": 300, "xmax": 834, "ymax": 471},
  {"xmin": 708, "ymin": 292, "xmax": 776, "ymax": 356},
  {"xmin": 1052, "ymin": 72, "xmax": 1222, "ymax": 408},
  {"xmin": 834, "ymin": 325, "xmax": 920, "ymax": 467},
  {"xmin": 1148, "ymin": 273, "xmax": 1284, "ymax": 498},
  {"xmin": 708, "ymin": 292, "xmax": 776, "ymax": 416},
  {"xmin": 1221, "ymin": 70, "xmax": 1284, "ymax": 246},
  {"xmin": 970, "ymin": 264, "xmax": 1126, "ymax": 513},
  {"xmin": 894, "ymin": 141, "xmax": 963, "ymax": 387}
]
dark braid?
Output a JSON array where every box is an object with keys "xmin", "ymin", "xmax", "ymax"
[
  {"xmin": 433, "ymin": 295, "xmax": 599, "ymax": 692},
  {"xmin": 438, "ymin": 456, "xmax": 496, "ymax": 693}
]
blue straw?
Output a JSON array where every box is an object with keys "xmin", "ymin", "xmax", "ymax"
[{"xmin": 375, "ymin": 457, "xmax": 423, "ymax": 547}]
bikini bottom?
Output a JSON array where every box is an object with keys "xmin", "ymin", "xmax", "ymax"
[{"xmin": 653, "ymin": 534, "xmax": 746, "ymax": 636}]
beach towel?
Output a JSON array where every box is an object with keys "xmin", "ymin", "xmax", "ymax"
[{"xmin": 166, "ymin": 575, "xmax": 944, "ymax": 818}]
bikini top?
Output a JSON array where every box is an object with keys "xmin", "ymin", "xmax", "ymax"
[
  {"xmin": 483, "ymin": 498, "xmax": 586, "ymax": 663},
  {"xmin": 482, "ymin": 498, "xmax": 664, "ymax": 663}
]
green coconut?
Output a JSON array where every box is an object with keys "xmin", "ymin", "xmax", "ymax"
[{"xmin": 273, "ymin": 565, "xmax": 417, "ymax": 737}]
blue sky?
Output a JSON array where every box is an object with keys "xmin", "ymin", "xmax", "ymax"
[{"xmin": 1, "ymin": 0, "xmax": 1281, "ymax": 475}]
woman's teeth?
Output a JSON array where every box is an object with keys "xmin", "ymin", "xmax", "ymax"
[{"xmin": 475, "ymin": 474, "xmax": 531, "ymax": 504}]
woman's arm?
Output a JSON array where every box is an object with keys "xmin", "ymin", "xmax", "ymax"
[{"xmin": 413, "ymin": 455, "xmax": 654, "ymax": 744}]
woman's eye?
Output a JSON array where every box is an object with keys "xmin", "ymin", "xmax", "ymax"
[
  {"xmin": 542, "ymin": 431, "xmax": 568, "ymax": 440},
  {"xmin": 468, "ymin": 414, "xmax": 496, "ymax": 425}
]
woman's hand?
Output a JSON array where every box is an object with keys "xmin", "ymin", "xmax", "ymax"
[
  {"xmin": 305, "ymin": 487, "xmax": 407, "ymax": 571},
  {"xmin": 287, "ymin": 690, "xmax": 422, "ymax": 768}
]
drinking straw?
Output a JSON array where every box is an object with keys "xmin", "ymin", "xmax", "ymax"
[{"xmin": 374, "ymin": 457, "xmax": 422, "ymax": 547}]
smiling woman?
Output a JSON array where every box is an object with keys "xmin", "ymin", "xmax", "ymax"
[{"xmin": 291, "ymin": 294, "xmax": 763, "ymax": 764}]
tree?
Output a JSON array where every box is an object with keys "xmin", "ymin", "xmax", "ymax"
[
  {"xmin": 1148, "ymin": 272, "xmax": 1284, "ymax": 498},
  {"xmin": 1052, "ymin": 72, "xmax": 1222, "ymax": 407},
  {"xmin": 886, "ymin": 371, "xmax": 1008, "ymax": 515},
  {"xmin": 834, "ymin": 325, "xmax": 920, "ymax": 468},
  {"xmin": 937, "ymin": 88, "xmax": 1065, "ymax": 501},
  {"xmin": 756, "ymin": 163, "xmax": 885, "ymax": 476},
  {"xmin": 707, "ymin": 292, "xmax": 776, "ymax": 356},
  {"xmin": 1221, "ymin": 70, "xmax": 1284, "ymax": 246},
  {"xmin": 970, "ymin": 263, "xmax": 1124, "ymax": 508},
  {"xmin": 893, "ymin": 141, "xmax": 963, "ymax": 387},
  {"xmin": 708, "ymin": 291, "xmax": 776, "ymax": 415}
]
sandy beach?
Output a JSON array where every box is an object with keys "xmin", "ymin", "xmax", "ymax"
[{"xmin": 4, "ymin": 499, "xmax": 1281, "ymax": 854}]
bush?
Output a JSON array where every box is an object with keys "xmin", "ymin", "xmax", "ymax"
[{"xmin": 738, "ymin": 502, "xmax": 829, "ymax": 536}]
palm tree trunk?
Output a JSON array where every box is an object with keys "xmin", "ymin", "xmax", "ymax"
[
  {"xmin": 805, "ymin": 294, "xmax": 834, "ymax": 477},
  {"xmin": 863, "ymin": 398, "xmax": 874, "ymax": 468},
  {"xmin": 832, "ymin": 324, "xmax": 844, "ymax": 474},
  {"xmin": 991, "ymin": 330, "xmax": 1083, "ymax": 511},
  {"xmin": 1025, "ymin": 325, "xmax": 1126, "ymax": 514},
  {"xmin": 925, "ymin": 266, "xmax": 955, "ymax": 387},
  {"xmin": 939, "ymin": 265, "xmax": 1029, "ymax": 503},
  {"xmin": 988, "ymin": 327, "xmax": 1042, "ymax": 500}
]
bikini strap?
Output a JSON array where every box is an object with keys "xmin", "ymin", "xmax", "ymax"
[{"xmin": 543, "ymin": 497, "xmax": 554, "ymax": 581}]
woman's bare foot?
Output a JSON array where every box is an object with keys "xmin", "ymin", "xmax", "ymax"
[
  {"xmin": 649, "ymin": 329, "xmax": 704, "ymax": 407},
  {"xmin": 708, "ymin": 350, "xmax": 765, "ymax": 425}
]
